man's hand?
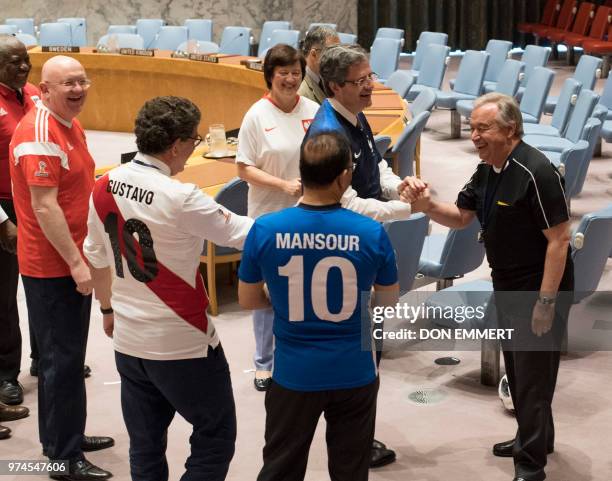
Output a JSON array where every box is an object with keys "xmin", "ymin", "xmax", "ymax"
[
  {"xmin": 398, "ymin": 176, "xmax": 428, "ymax": 203},
  {"xmin": 70, "ymin": 259, "xmax": 93, "ymax": 296},
  {"xmin": 102, "ymin": 312, "xmax": 114, "ymax": 338},
  {"xmin": 283, "ymin": 178, "xmax": 302, "ymax": 197},
  {"xmin": 531, "ymin": 301, "xmax": 555, "ymax": 336},
  {"xmin": 0, "ymin": 219, "xmax": 17, "ymax": 254}
]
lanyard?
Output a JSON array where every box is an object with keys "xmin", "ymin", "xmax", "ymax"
[{"xmin": 132, "ymin": 159, "xmax": 160, "ymax": 171}]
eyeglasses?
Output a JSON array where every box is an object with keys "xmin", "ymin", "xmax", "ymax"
[
  {"xmin": 344, "ymin": 72, "xmax": 378, "ymax": 88},
  {"xmin": 188, "ymin": 135, "xmax": 203, "ymax": 147},
  {"xmin": 45, "ymin": 78, "xmax": 92, "ymax": 89}
]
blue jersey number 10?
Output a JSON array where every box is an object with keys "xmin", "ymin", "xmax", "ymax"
[{"xmin": 278, "ymin": 255, "xmax": 358, "ymax": 322}]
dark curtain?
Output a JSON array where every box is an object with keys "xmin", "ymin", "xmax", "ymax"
[{"xmin": 357, "ymin": 0, "xmax": 569, "ymax": 51}]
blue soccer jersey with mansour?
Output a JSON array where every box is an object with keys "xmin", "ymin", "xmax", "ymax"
[{"xmin": 239, "ymin": 204, "xmax": 397, "ymax": 391}]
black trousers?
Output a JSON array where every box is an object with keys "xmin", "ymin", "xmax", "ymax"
[
  {"xmin": 0, "ymin": 199, "xmax": 21, "ymax": 381},
  {"xmin": 494, "ymin": 267, "xmax": 573, "ymax": 481},
  {"xmin": 22, "ymin": 275, "xmax": 91, "ymax": 462},
  {"xmin": 257, "ymin": 378, "xmax": 379, "ymax": 481},
  {"xmin": 115, "ymin": 348, "xmax": 236, "ymax": 481}
]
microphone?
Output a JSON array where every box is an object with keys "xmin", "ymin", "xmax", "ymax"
[{"xmin": 224, "ymin": 31, "xmax": 244, "ymax": 53}]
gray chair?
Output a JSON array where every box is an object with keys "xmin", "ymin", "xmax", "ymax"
[
  {"xmin": 514, "ymin": 45, "xmax": 552, "ymax": 100},
  {"xmin": 523, "ymin": 89, "xmax": 599, "ymax": 150},
  {"xmin": 409, "ymin": 31, "xmax": 448, "ymax": 79},
  {"xmin": 544, "ymin": 54, "xmax": 601, "ymax": 114},
  {"xmin": 260, "ymin": 29, "xmax": 300, "ymax": 56},
  {"xmin": 15, "ymin": 33, "xmax": 37, "ymax": 47},
  {"xmin": 435, "ymin": 50, "xmax": 490, "ymax": 138},
  {"xmin": 385, "ymin": 70, "xmax": 415, "ymax": 99},
  {"xmin": 453, "ymin": 39, "xmax": 512, "ymax": 91},
  {"xmin": 257, "ymin": 21, "xmax": 291, "ymax": 57},
  {"xmin": 337, "ymin": 32, "xmax": 357, "ymax": 44},
  {"xmin": 374, "ymin": 136, "xmax": 392, "ymax": 157},
  {"xmin": 456, "ymin": 59, "xmax": 524, "ymax": 122},
  {"xmin": 136, "ymin": 19, "xmax": 165, "ymax": 49},
  {"xmin": 566, "ymin": 118, "xmax": 602, "ymax": 198},
  {"xmin": 200, "ymin": 178, "xmax": 248, "ymax": 316},
  {"xmin": 391, "ymin": 111, "xmax": 431, "ymax": 178},
  {"xmin": 595, "ymin": 73, "xmax": 612, "ymax": 121},
  {"xmin": 153, "ymin": 26, "xmax": 189, "ymax": 50},
  {"xmin": 176, "ymin": 40, "xmax": 219, "ymax": 54},
  {"xmin": 406, "ymin": 44, "xmax": 450, "ymax": 101},
  {"xmin": 5, "ymin": 18, "xmax": 35, "ymax": 36},
  {"xmin": 384, "ymin": 213, "xmax": 429, "ymax": 295},
  {"xmin": 523, "ymin": 78, "xmax": 581, "ymax": 137},
  {"xmin": 519, "ymin": 66, "xmax": 555, "ymax": 124},
  {"xmin": 97, "ymin": 33, "xmax": 145, "ymax": 50},
  {"xmin": 57, "ymin": 18, "xmax": 87, "ymax": 47},
  {"xmin": 184, "ymin": 19, "xmax": 213, "ymax": 42},
  {"xmin": 107, "ymin": 25, "xmax": 137, "ymax": 35},
  {"xmin": 0, "ymin": 25, "xmax": 17, "ymax": 35},
  {"xmin": 409, "ymin": 88, "xmax": 437, "ymax": 117},
  {"xmin": 418, "ymin": 217, "xmax": 485, "ymax": 290},
  {"xmin": 370, "ymin": 37, "xmax": 402, "ymax": 82},
  {"xmin": 219, "ymin": 26, "xmax": 253, "ymax": 55}
]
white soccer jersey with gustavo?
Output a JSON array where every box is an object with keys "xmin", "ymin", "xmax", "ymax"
[
  {"xmin": 239, "ymin": 204, "xmax": 397, "ymax": 391},
  {"xmin": 84, "ymin": 154, "xmax": 253, "ymax": 360}
]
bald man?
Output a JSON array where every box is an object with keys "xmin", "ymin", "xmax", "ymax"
[{"xmin": 9, "ymin": 56, "xmax": 113, "ymax": 480}]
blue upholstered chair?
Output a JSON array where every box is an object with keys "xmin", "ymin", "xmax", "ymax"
[
  {"xmin": 523, "ymin": 78, "xmax": 581, "ymax": 137},
  {"xmin": 136, "ymin": 19, "xmax": 164, "ymax": 49},
  {"xmin": 406, "ymin": 43, "xmax": 450, "ymax": 101},
  {"xmin": 184, "ymin": 19, "xmax": 213, "ymax": 42},
  {"xmin": 107, "ymin": 25, "xmax": 137, "ymax": 35},
  {"xmin": 176, "ymin": 40, "xmax": 219, "ymax": 54},
  {"xmin": 369, "ymin": 37, "xmax": 402, "ymax": 83},
  {"xmin": 39, "ymin": 23, "xmax": 73, "ymax": 47},
  {"xmin": 15, "ymin": 33, "xmax": 37, "ymax": 47},
  {"xmin": 200, "ymin": 178, "xmax": 248, "ymax": 316},
  {"xmin": 391, "ymin": 111, "xmax": 431, "ymax": 178},
  {"xmin": 452, "ymin": 39, "xmax": 511, "ymax": 91},
  {"xmin": 384, "ymin": 214, "xmax": 429, "ymax": 295},
  {"xmin": 456, "ymin": 59, "xmax": 524, "ymax": 122},
  {"xmin": 514, "ymin": 45, "xmax": 552, "ymax": 100},
  {"xmin": 262, "ymin": 29, "xmax": 300, "ymax": 55},
  {"xmin": 0, "ymin": 25, "xmax": 17, "ymax": 35},
  {"xmin": 153, "ymin": 26, "xmax": 188, "ymax": 51},
  {"xmin": 375, "ymin": 27, "xmax": 405, "ymax": 47},
  {"xmin": 385, "ymin": 69, "xmax": 415, "ymax": 99},
  {"xmin": 409, "ymin": 31, "xmax": 448, "ymax": 80},
  {"xmin": 544, "ymin": 54, "xmax": 601, "ymax": 114},
  {"xmin": 337, "ymin": 32, "xmax": 357, "ymax": 44},
  {"xmin": 435, "ymin": 50, "xmax": 490, "ymax": 138},
  {"xmin": 595, "ymin": 73, "xmax": 612, "ymax": 121},
  {"xmin": 409, "ymin": 88, "xmax": 437, "ymax": 116},
  {"xmin": 258, "ymin": 21, "xmax": 291, "ymax": 57},
  {"xmin": 523, "ymin": 89, "xmax": 598, "ymax": 150},
  {"xmin": 418, "ymin": 217, "xmax": 485, "ymax": 290},
  {"xmin": 97, "ymin": 33, "xmax": 145, "ymax": 50},
  {"xmin": 57, "ymin": 18, "xmax": 87, "ymax": 47},
  {"xmin": 5, "ymin": 18, "xmax": 35, "ymax": 36},
  {"xmin": 219, "ymin": 26, "xmax": 253, "ymax": 55},
  {"xmin": 519, "ymin": 66, "xmax": 555, "ymax": 124},
  {"xmin": 374, "ymin": 136, "xmax": 392, "ymax": 157}
]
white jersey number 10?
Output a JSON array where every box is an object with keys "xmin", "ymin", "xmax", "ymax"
[{"xmin": 278, "ymin": 255, "xmax": 358, "ymax": 322}]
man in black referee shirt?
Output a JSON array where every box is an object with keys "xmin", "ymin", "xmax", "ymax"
[{"xmin": 401, "ymin": 92, "xmax": 573, "ymax": 481}]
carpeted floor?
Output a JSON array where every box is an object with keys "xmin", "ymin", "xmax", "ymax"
[{"xmin": 3, "ymin": 52, "xmax": 611, "ymax": 481}]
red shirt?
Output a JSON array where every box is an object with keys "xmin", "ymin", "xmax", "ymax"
[
  {"xmin": 0, "ymin": 82, "xmax": 40, "ymax": 199},
  {"xmin": 9, "ymin": 104, "xmax": 94, "ymax": 278}
]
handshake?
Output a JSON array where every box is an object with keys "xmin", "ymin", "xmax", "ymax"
[{"xmin": 398, "ymin": 176, "xmax": 432, "ymax": 213}]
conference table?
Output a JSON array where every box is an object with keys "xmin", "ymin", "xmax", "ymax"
[{"xmin": 28, "ymin": 47, "xmax": 413, "ymax": 195}]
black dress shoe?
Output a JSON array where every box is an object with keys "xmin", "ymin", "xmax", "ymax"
[
  {"xmin": 0, "ymin": 402, "xmax": 29, "ymax": 421},
  {"xmin": 30, "ymin": 361, "xmax": 91, "ymax": 379},
  {"xmin": 370, "ymin": 440, "xmax": 396, "ymax": 468},
  {"xmin": 50, "ymin": 458, "xmax": 112, "ymax": 480},
  {"xmin": 493, "ymin": 439, "xmax": 554, "ymax": 458},
  {"xmin": 82, "ymin": 435, "xmax": 114, "ymax": 452},
  {"xmin": 254, "ymin": 377, "xmax": 271, "ymax": 392},
  {"xmin": 0, "ymin": 424, "xmax": 10, "ymax": 439},
  {"xmin": 0, "ymin": 380, "xmax": 23, "ymax": 405}
]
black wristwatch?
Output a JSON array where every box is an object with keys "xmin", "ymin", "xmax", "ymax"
[{"xmin": 100, "ymin": 306, "xmax": 114, "ymax": 314}]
